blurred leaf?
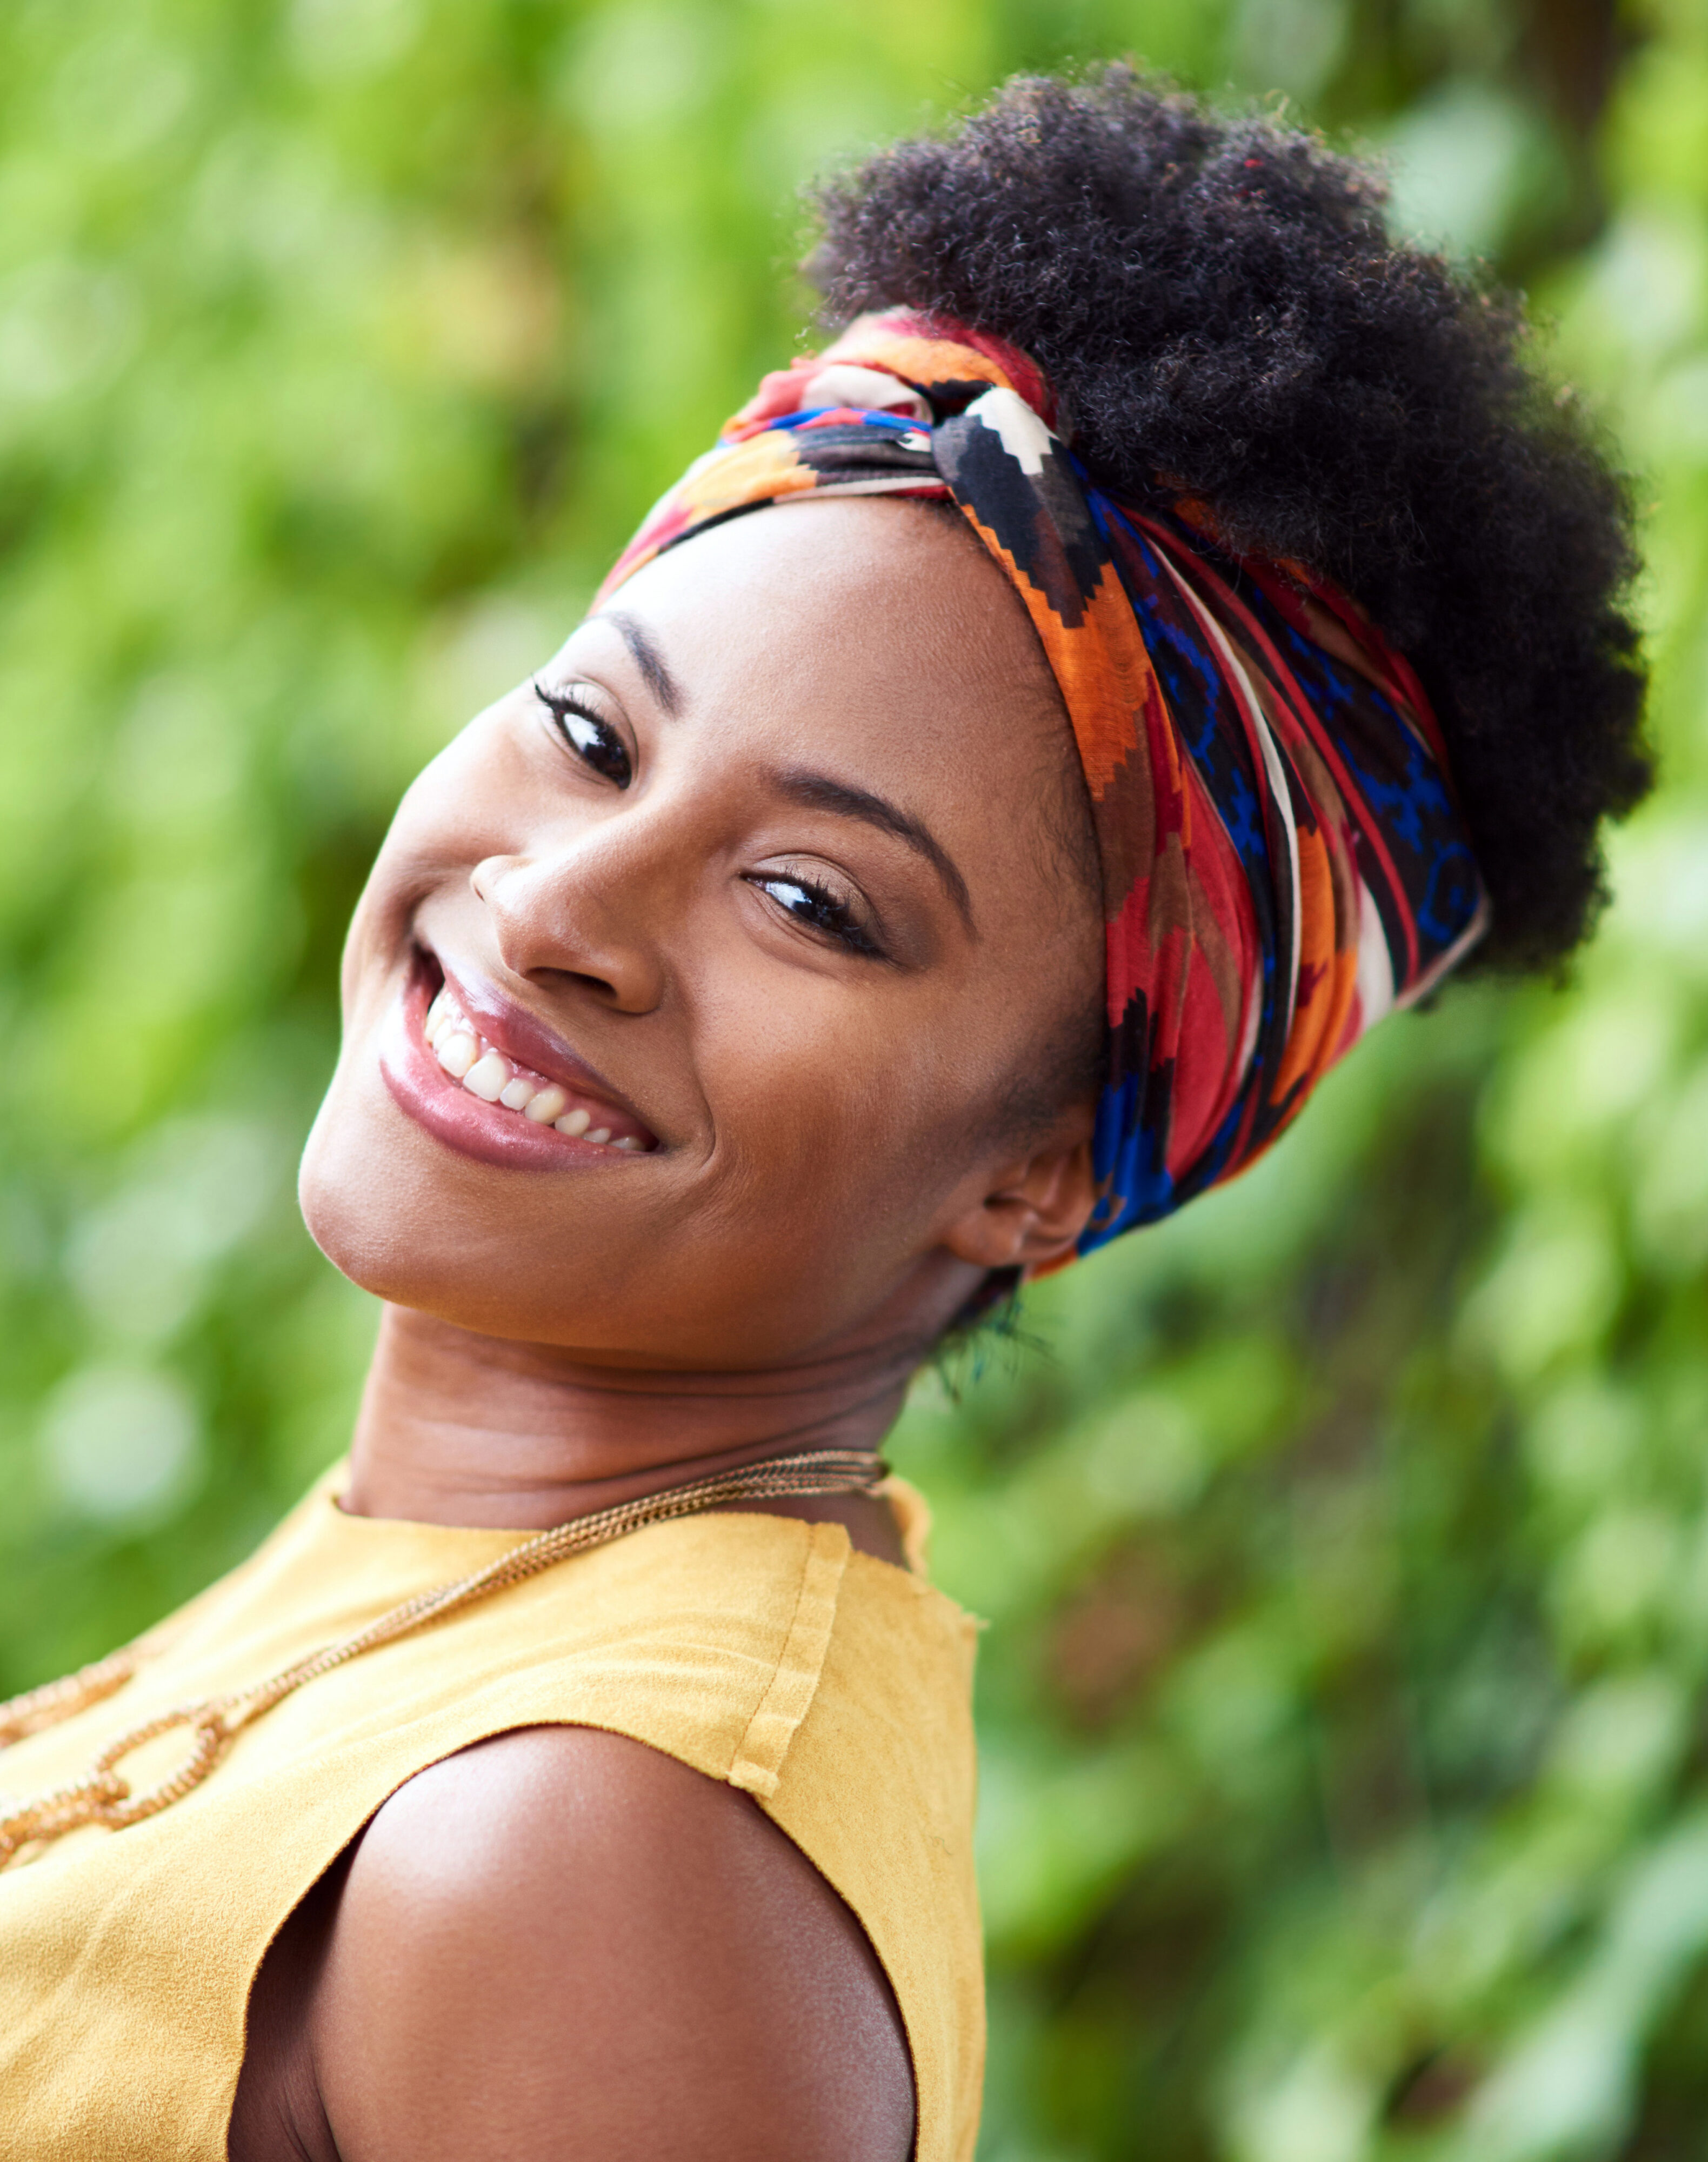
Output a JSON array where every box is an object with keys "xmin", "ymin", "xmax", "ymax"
[{"xmin": 7, "ymin": 4, "xmax": 1708, "ymax": 2159}]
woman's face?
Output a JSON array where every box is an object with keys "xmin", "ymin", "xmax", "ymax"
[{"xmin": 300, "ymin": 497, "xmax": 1105, "ymax": 1368}]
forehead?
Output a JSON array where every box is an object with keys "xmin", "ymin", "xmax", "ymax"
[{"xmin": 583, "ymin": 496, "xmax": 1073, "ymax": 818}]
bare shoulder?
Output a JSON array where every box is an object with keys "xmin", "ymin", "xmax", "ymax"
[{"xmin": 239, "ymin": 1725, "xmax": 915, "ymax": 2162}]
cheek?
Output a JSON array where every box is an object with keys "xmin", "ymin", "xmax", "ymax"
[{"xmin": 688, "ymin": 978, "xmax": 995, "ymax": 1246}]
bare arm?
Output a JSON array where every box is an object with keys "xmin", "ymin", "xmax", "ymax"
[{"xmin": 232, "ymin": 1726, "xmax": 914, "ymax": 2162}]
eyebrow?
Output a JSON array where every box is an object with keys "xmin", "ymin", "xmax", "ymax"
[
  {"xmin": 601, "ymin": 610, "xmax": 682, "ymax": 717},
  {"xmin": 773, "ymin": 768, "xmax": 975, "ymax": 933}
]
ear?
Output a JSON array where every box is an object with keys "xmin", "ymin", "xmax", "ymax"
[{"xmin": 938, "ymin": 1134, "xmax": 1099, "ymax": 1274}]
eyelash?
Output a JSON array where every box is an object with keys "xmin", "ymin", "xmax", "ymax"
[
  {"xmin": 748, "ymin": 872, "xmax": 886, "ymax": 960},
  {"xmin": 533, "ymin": 679, "xmax": 632, "ymax": 788}
]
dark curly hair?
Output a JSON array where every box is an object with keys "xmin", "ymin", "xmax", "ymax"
[{"xmin": 808, "ymin": 66, "xmax": 1651, "ymax": 972}]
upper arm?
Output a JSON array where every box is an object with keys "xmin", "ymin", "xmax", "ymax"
[{"xmin": 304, "ymin": 1726, "xmax": 916, "ymax": 2162}]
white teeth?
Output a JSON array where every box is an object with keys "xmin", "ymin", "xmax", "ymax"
[
  {"xmin": 462, "ymin": 1051, "xmax": 510, "ymax": 1101},
  {"xmin": 422, "ymin": 987, "xmax": 646, "ymax": 1151},
  {"xmin": 436, "ymin": 1032, "xmax": 478, "ymax": 1079},
  {"xmin": 426, "ymin": 985, "xmax": 469, "ymax": 1050}
]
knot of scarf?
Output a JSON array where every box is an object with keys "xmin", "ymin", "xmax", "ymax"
[{"xmin": 595, "ymin": 311, "xmax": 1488, "ymax": 1258}]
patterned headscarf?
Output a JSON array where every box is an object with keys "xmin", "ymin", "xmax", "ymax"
[{"xmin": 596, "ymin": 313, "xmax": 1488, "ymax": 1257}]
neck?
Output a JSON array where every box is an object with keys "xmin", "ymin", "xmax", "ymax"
[{"xmin": 342, "ymin": 1305, "xmax": 919, "ymax": 1532}]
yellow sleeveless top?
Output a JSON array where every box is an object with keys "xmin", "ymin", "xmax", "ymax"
[{"xmin": 0, "ymin": 1468, "xmax": 983, "ymax": 2161}]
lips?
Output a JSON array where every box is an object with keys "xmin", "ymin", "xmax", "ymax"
[{"xmin": 379, "ymin": 947, "xmax": 658, "ymax": 1171}]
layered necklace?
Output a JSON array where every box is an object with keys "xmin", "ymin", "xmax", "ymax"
[{"xmin": 0, "ymin": 1446, "xmax": 884, "ymax": 1872}]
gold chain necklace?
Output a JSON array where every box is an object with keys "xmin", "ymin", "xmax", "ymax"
[{"xmin": 0, "ymin": 1447, "xmax": 883, "ymax": 1871}]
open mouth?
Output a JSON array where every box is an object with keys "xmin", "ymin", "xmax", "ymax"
[
  {"xmin": 380, "ymin": 949, "xmax": 659, "ymax": 1167},
  {"xmin": 421, "ymin": 980, "xmax": 651, "ymax": 1150}
]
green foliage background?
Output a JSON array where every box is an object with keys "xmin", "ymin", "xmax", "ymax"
[{"xmin": 4, "ymin": 0, "xmax": 1707, "ymax": 2153}]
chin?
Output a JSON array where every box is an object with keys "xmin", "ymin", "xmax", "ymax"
[
  {"xmin": 297, "ymin": 1077, "xmax": 650, "ymax": 1351},
  {"xmin": 297, "ymin": 1071, "xmax": 510, "ymax": 1324},
  {"xmin": 298, "ymin": 1086, "xmax": 436, "ymax": 1307}
]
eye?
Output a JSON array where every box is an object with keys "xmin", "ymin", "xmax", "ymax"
[
  {"xmin": 748, "ymin": 870, "xmax": 886, "ymax": 960},
  {"xmin": 533, "ymin": 679, "xmax": 633, "ymax": 788}
]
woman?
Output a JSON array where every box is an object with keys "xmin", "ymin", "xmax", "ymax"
[{"xmin": 0, "ymin": 68, "xmax": 1646, "ymax": 2162}]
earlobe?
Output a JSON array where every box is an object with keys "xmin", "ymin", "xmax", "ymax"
[{"xmin": 940, "ymin": 1136, "xmax": 1098, "ymax": 1273}]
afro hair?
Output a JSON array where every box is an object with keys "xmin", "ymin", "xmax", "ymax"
[{"xmin": 809, "ymin": 66, "xmax": 1652, "ymax": 972}]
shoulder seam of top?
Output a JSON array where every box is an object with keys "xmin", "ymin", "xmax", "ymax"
[{"xmin": 725, "ymin": 1520, "xmax": 850, "ymax": 1799}]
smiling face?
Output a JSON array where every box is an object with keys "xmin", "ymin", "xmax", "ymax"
[{"xmin": 299, "ymin": 497, "xmax": 1107, "ymax": 1370}]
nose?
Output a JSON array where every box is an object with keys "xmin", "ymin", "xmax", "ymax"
[{"xmin": 471, "ymin": 818, "xmax": 683, "ymax": 1015}]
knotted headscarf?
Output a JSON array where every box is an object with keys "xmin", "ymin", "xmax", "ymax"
[{"xmin": 596, "ymin": 313, "xmax": 1487, "ymax": 1257}]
